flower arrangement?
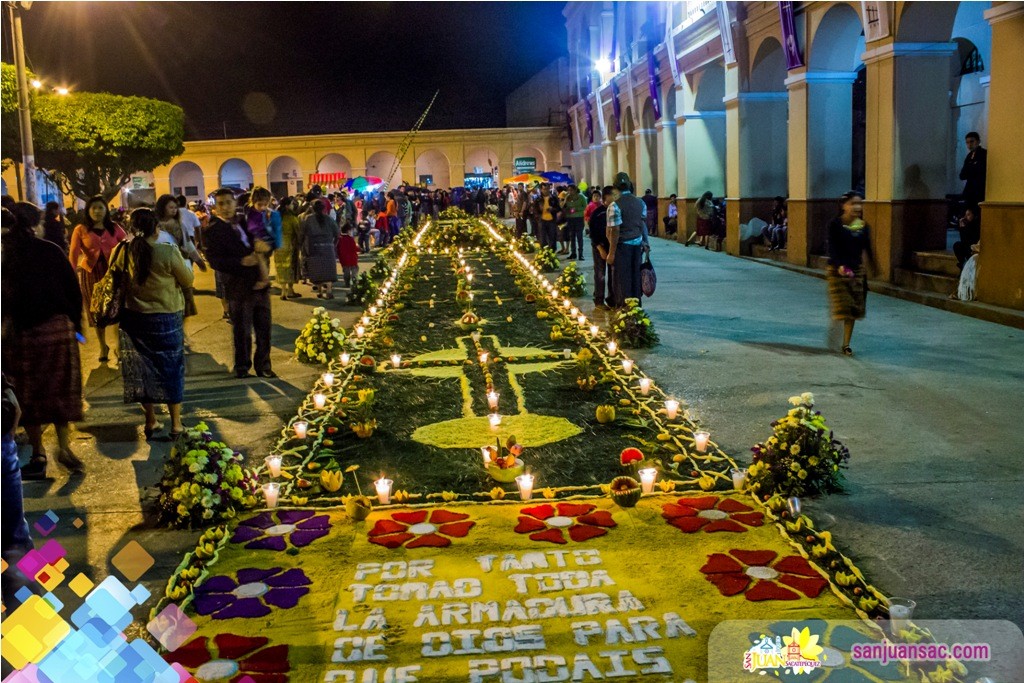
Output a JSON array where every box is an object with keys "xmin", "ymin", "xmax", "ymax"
[
  {"xmin": 294, "ymin": 307, "xmax": 346, "ymax": 365},
  {"xmin": 516, "ymin": 234, "xmax": 538, "ymax": 254},
  {"xmin": 369, "ymin": 254, "xmax": 391, "ymax": 281},
  {"xmin": 534, "ymin": 246, "xmax": 561, "ymax": 273},
  {"xmin": 158, "ymin": 423, "xmax": 259, "ymax": 528},
  {"xmin": 554, "ymin": 261, "xmax": 586, "ymax": 297},
  {"xmin": 612, "ymin": 298, "xmax": 659, "ymax": 348},
  {"xmin": 347, "ymin": 271, "xmax": 377, "ymax": 306},
  {"xmin": 438, "ymin": 207, "xmax": 470, "ymax": 220},
  {"xmin": 344, "ymin": 388, "xmax": 377, "ymax": 438},
  {"xmin": 343, "ymin": 465, "xmax": 373, "ymax": 520},
  {"xmin": 574, "ymin": 348, "xmax": 598, "ymax": 391},
  {"xmin": 484, "ymin": 436, "xmax": 525, "ymax": 482},
  {"xmin": 747, "ymin": 393, "xmax": 851, "ymax": 497}
]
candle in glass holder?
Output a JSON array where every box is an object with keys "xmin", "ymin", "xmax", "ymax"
[
  {"xmin": 355, "ymin": 325, "xmax": 365, "ymax": 338},
  {"xmin": 515, "ymin": 473, "xmax": 534, "ymax": 501},
  {"xmin": 369, "ymin": 306, "xmax": 377, "ymax": 316},
  {"xmin": 479, "ymin": 351, "xmax": 489, "ymax": 364},
  {"xmin": 731, "ymin": 468, "xmax": 749, "ymax": 490},
  {"xmin": 694, "ymin": 430, "xmax": 710, "ymax": 452},
  {"xmin": 487, "ymin": 391, "xmax": 499, "ymax": 410},
  {"xmin": 480, "ymin": 446, "xmax": 492, "ymax": 465},
  {"xmin": 466, "ymin": 273, "xmax": 474, "ymax": 283},
  {"xmin": 587, "ymin": 324, "xmax": 598, "ymax": 337},
  {"xmin": 468, "ymin": 292, "xmax": 474, "ymax": 301},
  {"xmin": 374, "ymin": 477, "xmax": 393, "ymax": 505},
  {"xmin": 489, "ymin": 413, "xmax": 502, "ymax": 429},
  {"xmin": 607, "ymin": 341, "xmax": 618, "ymax": 355},
  {"xmin": 622, "ymin": 359, "xmax": 634, "ymax": 374},
  {"xmin": 887, "ymin": 598, "xmax": 916, "ymax": 636},
  {"xmin": 361, "ymin": 316, "xmax": 370, "ymax": 326},
  {"xmin": 471, "ymin": 330, "xmax": 482, "ymax": 343},
  {"xmin": 340, "ymin": 352, "xmax": 351, "ymax": 366},
  {"xmin": 664, "ymin": 399, "xmax": 680, "ymax": 420},
  {"xmin": 264, "ymin": 455, "xmax": 282, "ymax": 478},
  {"xmin": 293, "ymin": 421, "xmax": 309, "ymax": 439},
  {"xmin": 313, "ymin": 393, "xmax": 327, "ymax": 410},
  {"xmin": 375, "ymin": 298, "xmax": 384, "ymax": 307},
  {"xmin": 786, "ymin": 496, "xmax": 801, "ymax": 518},
  {"xmin": 638, "ymin": 378, "xmax": 651, "ymax": 395},
  {"xmin": 563, "ymin": 299, "xmax": 571, "ymax": 309},
  {"xmin": 563, "ymin": 348, "xmax": 572, "ymax": 359},
  {"xmin": 262, "ymin": 483, "xmax": 280, "ymax": 508},
  {"xmin": 570, "ymin": 307, "xmax": 579, "ymax": 318},
  {"xmin": 391, "ymin": 354, "xmax": 402, "ymax": 368},
  {"xmin": 322, "ymin": 372, "xmax": 335, "ymax": 387},
  {"xmin": 639, "ymin": 468, "xmax": 657, "ymax": 494}
]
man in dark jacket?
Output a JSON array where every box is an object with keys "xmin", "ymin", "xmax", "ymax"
[
  {"xmin": 642, "ymin": 189, "xmax": 659, "ymax": 237},
  {"xmin": 589, "ymin": 186, "xmax": 616, "ymax": 309},
  {"xmin": 606, "ymin": 172, "xmax": 650, "ymax": 307},
  {"xmin": 204, "ymin": 188, "xmax": 274, "ymax": 379},
  {"xmin": 959, "ymin": 131, "xmax": 987, "ymax": 208},
  {"xmin": 532, "ymin": 184, "xmax": 562, "ymax": 251}
]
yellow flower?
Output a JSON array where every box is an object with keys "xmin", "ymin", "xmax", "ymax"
[
  {"xmin": 808, "ymin": 456, "xmax": 819, "ymax": 466},
  {"xmin": 782, "ymin": 627, "xmax": 824, "ymax": 673},
  {"xmin": 790, "ymin": 444, "xmax": 800, "ymax": 455},
  {"xmin": 797, "ymin": 469, "xmax": 808, "ymax": 480}
]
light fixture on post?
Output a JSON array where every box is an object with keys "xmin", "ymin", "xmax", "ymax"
[{"xmin": 595, "ymin": 57, "xmax": 612, "ymax": 75}]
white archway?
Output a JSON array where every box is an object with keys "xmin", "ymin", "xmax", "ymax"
[
  {"xmin": 687, "ymin": 62, "xmax": 727, "ymax": 199},
  {"xmin": 219, "ymin": 159, "xmax": 253, "ymax": 191},
  {"xmin": 366, "ymin": 151, "xmax": 402, "ymax": 186},
  {"xmin": 512, "ymin": 146, "xmax": 547, "ymax": 174},
  {"xmin": 267, "ymin": 155, "xmax": 303, "ymax": 198},
  {"xmin": 317, "ymin": 153, "xmax": 353, "ymax": 178},
  {"xmin": 741, "ymin": 39, "xmax": 788, "ymax": 198},
  {"xmin": 169, "ymin": 161, "xmax": 205, "ymax": 201},
  {"xmin": 636, "ymin": 97, "xmax": 659, "ymax": 195}
]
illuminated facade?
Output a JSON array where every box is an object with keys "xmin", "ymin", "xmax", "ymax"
[{"xmin": 563, "ymin": 1, "xmax": 1023, "ymax": 310}]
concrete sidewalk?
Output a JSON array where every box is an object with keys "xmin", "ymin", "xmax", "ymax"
[{"xmin": 587, "ymin": 236, "xmax": 1024, "ymax": 629}]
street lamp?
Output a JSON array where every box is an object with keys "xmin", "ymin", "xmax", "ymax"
[
  {"xmin": 29, "ymin": 78, "xmax": 41, "ymax": 90},
  {"xmin": 55, "ymin": 86, "xmax": 69, "ymax": 96},
  {"xmin": 595, "ymin": 57, "xmax": 612, "ymax": 75},
  {"xmin": 6, "ymin": 0, "xmax": 39, "ymax": 205}
]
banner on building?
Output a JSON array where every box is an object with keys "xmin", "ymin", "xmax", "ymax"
[
  {"xmin": 779, "ymin": 2, "xmax": 804, "ymax": 70},
  {"xmin": 611, "ymin": 80, "xmax": 622, "ymax": 135},
  {"xmin": 625, "ymin": 67, "xmax": 639, "ymax": 130},
  {"xmin": 647, "ymin": 47, "xmax": 661, "ymax": 120},
  {"xmin": 594, "ymin": 90, "xmax": 607, "ymax": 141},
  {"xmin": 717, "ymin": 2, "xmax": 738, "ymax": 65},
  {"xmin": 584, "ymin": 75, "xmax": 595, "ymax": 144},
  {"xmin": 860, "ymin": 1, "xmax": 892, "ymax": 42},
  {"xmin": 665, "ymin": 11, "xmax": 682, "ymax": 87},
  {"xmin": 513, "ymin": 157, "xmax": 537, "ymax": 174}
]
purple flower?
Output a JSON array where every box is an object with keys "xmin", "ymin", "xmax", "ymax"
[
  {"xmin": 193, "ymin": 567, "xmax": 311, "ymax": 619},
  {"xmin": 231, "ymin": 510, "xmax": 331, "ymax": 551}
]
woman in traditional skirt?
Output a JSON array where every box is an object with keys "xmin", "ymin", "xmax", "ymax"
[
  {"xmin": 119, "ymin": 209, "xmax": 193, "ymax": 441},
  {"xmin": 826, "ymin": 192, "xmax": 877, "ymax": 356},
  {"xmin": 692, "ymin": 191, "xmax": 715, "ymax": 248},
  {"xmin": 300, "ymin": 198, "xmax": 340, "ymax": 299},
  {"xmin": 69, "ymin": 196, "xmax": 127, "ymax": 362},
  {"xmin": 155, "ymin": 194, "xmax": 207, "ymax": 318},
  {"xmin": 274, "ymin": 197, "xmax": 301, "ymax": 300},
  {"xmin": 2, "ymin": 203, "xmax": 85, "ymax": 479}
]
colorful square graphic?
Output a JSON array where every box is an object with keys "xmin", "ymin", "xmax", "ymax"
[
  {"xmin": 33, "ymin": 511, "xmax": 59, "ymax": 537},
  {"xmin": 68, "ymin": 573, "xmax": 94, "ymax": 598},
  {"xmin": 0, "ymin": 595, "xmax": 72, "ymax": 669},
  {"xmin": 110, "ymin": 541, "xmax": 154, "ymax": 582},
  {"xmin": 146, "ymin": 604, "xmax": 197, "ymax": 653}
]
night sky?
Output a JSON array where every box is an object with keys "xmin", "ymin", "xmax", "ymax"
[{"xmin": 4, "ymin": 2, "xmax": 568, "ymax": 140}]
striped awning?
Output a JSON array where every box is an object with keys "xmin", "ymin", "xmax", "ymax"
[{"xmin": 310, "ymin": 172, "xmax": 348, "ymax": 186}]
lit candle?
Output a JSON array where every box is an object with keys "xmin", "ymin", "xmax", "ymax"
[
  {"xmin": 369, "ymin": 306, "xmax": 377, "ymax": 315},
  {"xmin": 694, "ymin": 430, "xmax": 710, "ymax": 453},
  {"xmin": 479, "ymin": 351, "xmax": 489, "ymax": 364},
  {"xmin": 262, "ymin": 482, "xmax": 280, "ymax": 508},
  {"xmin": 264, "ymin": 455, "xmax": 282, "ymax": 478},
  {"xmin": 391, "ymin": 354, "xmax": 402, "ymax": 368},
  {"xmin": 570, "ymin": 307, "xmax": 579, "ymax": 318},
  {"xmin": 468, "ymin": 292, "xmax": 474, "ymax": 301},
  {"xmin": 361, "ymin": 316, "xmax": 370, "ymax": 326},
  {"xmin": 562, "ymin": 299, "xmax": 571, "ymax": 309},
  {"xmin": 731, "ymin": 468, "xmax": 748, "ymax": 490},
  {"xmin": 466, "ymin": 272, "xmax": 474, "ymax": 283},
  {"xmin": 374, "ymin": 477, "xmax": 393, "ymax": 505},
  {"xmin": 887, "ymin": 598, "xmax": 916, "ymax": 636},
  {"xmin": 607, "ymin": 341, "xmax": 618, "ymax": 355},
  {"xmin": 664, "ymin": 399, "xmax": 680, "ymax": 420},
  {"xmin": 786, "ymin": 496, "xmax": 801, "ymax": 518},
  {"xmin": 471, "ymin": 330, "xmax": 481, "ymax": 343},
  {"xmin": 293, "ymin": 421, "xmax": 308, "ymax": 439},
  {"xmin": 355, "ymin": 325, "xmax": 365, "ymax": 338},
  {"xmin": 515, "ymin": 473, "xmax": 534, "ymax": 501},
  {"xmin": 563, "ymin": 348, "xmax": 572, "ymax": 359},
  {"xmin": 621, "ymin": 359, "xmax": 633, "ymax": 374},
  {"xmin": 375, "ymin": 298, "xmax": 384, "ymax": 307},
  {"xmin": 313, "ymin": 393, "xmax": 327, "ymax": 410},
  {"xmin": 322, "ymin": 372, "xmax": 335, "ymax": 387},
  {"xmin": 577, "ymin": 315, "xmax": 587, "ymax": 326},
  {"xmin": 481, "ymin": 446, "xmax": 492, "ymax": 465},
  {"xmin": 639, "ymin": 468, "xmax": 657, "ymax": 494},
  {"xmin": 487, "ymin": 391, "xmax": 499, "ymax": 410},
  {"xmin": 589, "ymin": 324, "xmax": 599, "ymax": 336},
  {"xmin": 638, "ymin": 378, "xmax": 651, "ymax": 396},
  {"xmin": 340, "ymin": 352, "xmax": 350, "ymax": 366},
  {"xmin": 489, "ymin": 413, "xmax": 502, "ymax": 429}
]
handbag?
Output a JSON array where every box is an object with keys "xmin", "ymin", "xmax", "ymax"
[
  {"xmin": 91, "ymin": 240, "xmax": 129, "ymax": 327},
  {"xmin": 640, "ymin": 251, "xmax": 657, "ymax": 298}
]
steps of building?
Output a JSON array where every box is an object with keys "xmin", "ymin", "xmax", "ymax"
[
  {"xmin": 911, "ymin": 250, "xmax": 961, "ymax": 277},
  {"xmin": 894, "ymin": 267, "xmax": 958, "ymax": 296}
]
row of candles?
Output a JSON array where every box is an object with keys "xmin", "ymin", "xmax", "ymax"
[{"xmin": 259, "ymin": 223, "xmax": 437, "ymax": 511}]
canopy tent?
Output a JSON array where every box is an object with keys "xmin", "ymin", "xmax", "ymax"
[
  {"xmin": 309, "ymin": 172, "xmax": 348, "ymax": 188},
  {"xmin": 344, "ymin": 176, "xmax": 384, "ymax": 191},
  {"xmin": 502, "ymin": 173, "xmax": 546, "ymax": 185}
]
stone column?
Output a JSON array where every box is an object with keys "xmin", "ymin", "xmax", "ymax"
[
  {"xmin": 615, "ymin": 134, "xmax": 632, "ymax": 180},
  {"xmin": 656, "ymin": 119, "xmax": 678, "ymax": 198},
  {"xmin": 633, "ymin": 128, "xmax": 658, "ymax": 195}
]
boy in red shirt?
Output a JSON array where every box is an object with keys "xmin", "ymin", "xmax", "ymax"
[{"xmin": 336, "ymin": 225, "xmax": 360, "ymax": 286}]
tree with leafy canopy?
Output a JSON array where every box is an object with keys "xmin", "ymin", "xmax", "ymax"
[
  {"xmin": 1, "ymin": 62, "xmax": 35, "ymax": 170},
  {"xmin": 1, "ymin": 62, "xmax": 185, "ymax": 202}
]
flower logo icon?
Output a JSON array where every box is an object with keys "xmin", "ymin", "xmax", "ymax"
[
  {"xmin": 368, "ymin": 509, "xmax": 475, "ymax": 549},
  {"xmin": 513, "ymin": 502, "xmax": 616, "ymax": 544}
]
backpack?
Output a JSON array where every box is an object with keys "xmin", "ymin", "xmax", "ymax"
[{"xmin": 640, "ymin": 251, "xmax": 657, "ymax": 298}]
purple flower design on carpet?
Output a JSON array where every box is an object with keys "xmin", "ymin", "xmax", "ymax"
[
  {"xmin": 193, "ymin": 567, "xmax": 311, "ymax": 620},
  {"xmin": 231, "ymin": 510, "xmax": 331, "ymax": 551}
]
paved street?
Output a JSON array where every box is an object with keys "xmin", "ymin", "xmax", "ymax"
[{"xmin": 19, "ymin": 236, "xmax": 1023, "ymax": 648}]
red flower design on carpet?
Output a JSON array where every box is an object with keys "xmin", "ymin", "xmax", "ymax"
[
  {"xmin": 164, "ymin": 633, "xmax": 288, "ymax": 683},
  {"xmin": 699, "ymin": 549, "xmax": 829, "ymax": 601},
  {"xmin": 661, "ymin": 496, "xmax": 764, "ymax": 533},
  {"xmin": 367, "ymin": 509, "xmax": 474, "ymax": 549},
  {"xmin": 513, "ymin": 502, "xmax": 616, "ymax": 544}
]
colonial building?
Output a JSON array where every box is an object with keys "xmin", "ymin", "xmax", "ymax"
[{"xmin": 562, "ymin": 1, "xmax": 1023, "ymax": 310}]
